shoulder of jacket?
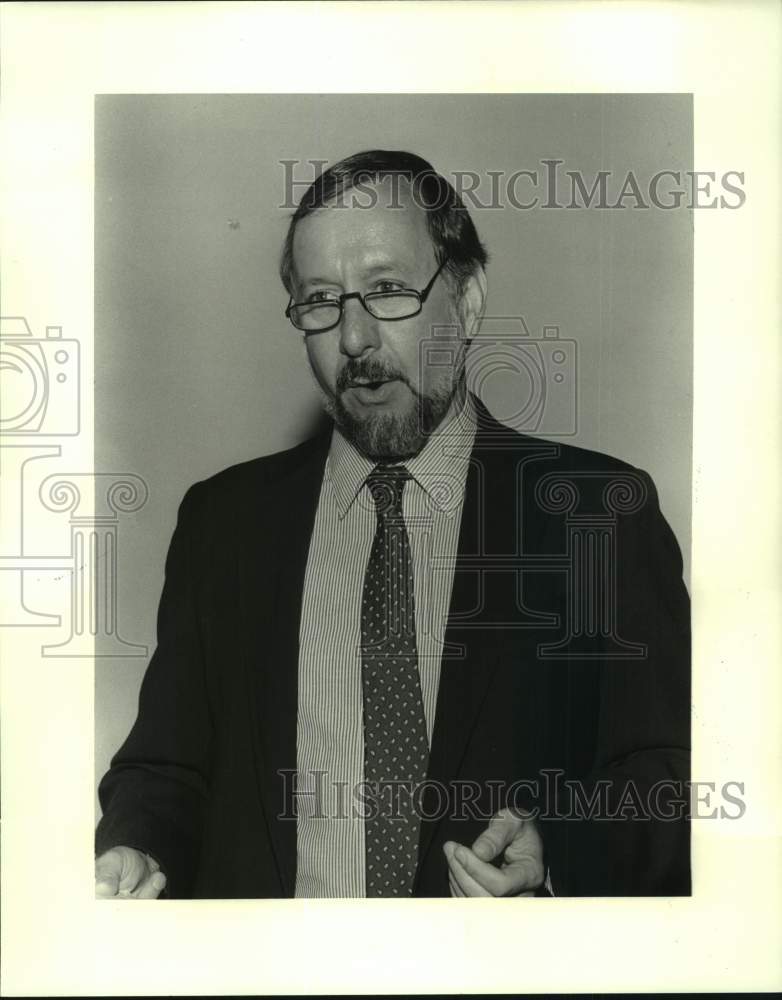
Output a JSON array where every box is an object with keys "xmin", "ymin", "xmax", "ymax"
[
  {"xmin": 472, "ymin": 395, "xmax": 648, "ymax": 480},
  {"xmin": 181, "ymin": 429, "xmax": 331, "ymax": 509},
  {"xmin": 478, "ymin": 419, "xmax": 648, "ymax": 478}
]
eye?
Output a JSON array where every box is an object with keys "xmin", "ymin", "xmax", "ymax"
[
  {"xmin": 306, "ymin": 289, "xmax": 340, "ymax": 304},
  {"xmin": 374, "ymin": 279, "xmax": 405, "ymax": 294}
]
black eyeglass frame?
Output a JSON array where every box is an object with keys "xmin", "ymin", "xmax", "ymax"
[{"xmin": 284, "ymin": 257, "xmax": 450, "ymax": 334}]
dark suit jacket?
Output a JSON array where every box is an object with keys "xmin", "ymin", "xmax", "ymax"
[{"xmin": 96, "ymin": 397, "xmax": 690, "ymax": 898}]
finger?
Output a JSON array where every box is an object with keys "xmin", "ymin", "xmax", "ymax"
[
  {"xmin": 445, "ymin": 838, "xmax": 522, "ymax": 896},
  {"xmin": 95, "ymin": 870, "xmax": 119, "ymax": 897},
  {"xmin": 448, "ymin": 872, "xmax": 465, "ymax": 898},
  {"xmin": 95, "ymin": 850, "xmax": 123, "ymax": 897},
  {"xmin": 96, "ymin": 847, "xmax": 148, "ymax": 897},
  {"xmin": 117, "ymin": 848, "xmax": 149, "ymax": 893},
  {"xmin": 502, "ymin": 819, "xmax": 545, "ymax": 890},
  {"xmin": 134, "ymin": 871, "xmax": 167, "ymax": 900},
  {"xmin": 443, "ymin": 841, "xmax": 468, "ymax": 897},
  {"xmin": 448, "ymin": 851, "xmax": 492, "ymax": 897},
  {"xmin": 471, "ymin": 810, "xmax": 524, "ymax": 863},
  {"xmin": 444, "ymin": 841, "xmax": 492, "ymax": 897},
  {"xmin": 455, "ymin": 844, "xmax": 536, "ymax": 897}
]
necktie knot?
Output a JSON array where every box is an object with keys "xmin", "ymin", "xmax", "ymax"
[{"xmin": 366, "ymin": 464, "xmax": 412, "ymax": 521}]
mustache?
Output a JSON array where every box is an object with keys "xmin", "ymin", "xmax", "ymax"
[{"xmin": 336, "ymin": 359, "xmax": 412, "ymax": 394}]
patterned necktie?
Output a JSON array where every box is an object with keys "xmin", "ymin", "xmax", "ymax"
[{"xmin": 361, "ymin": 464, "xmax": 430, "ymax": 897}]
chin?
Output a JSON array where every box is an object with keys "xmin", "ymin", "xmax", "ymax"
[
  {"xmin": 338, "ymin": 409, "xmax": 420, "ymax": 461},
  {"xmin": 335, "ymin": 391, "xmax": 452, "ymax": 462}
]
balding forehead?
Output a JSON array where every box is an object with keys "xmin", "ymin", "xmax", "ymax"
[{"xmin": 291, "ymin": 180, "xmax": 436, "ymax": 275}]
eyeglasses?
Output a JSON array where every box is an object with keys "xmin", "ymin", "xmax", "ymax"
[{"xmin": 284, "ymin": 258, "xmax": 449, "ymax": 334}]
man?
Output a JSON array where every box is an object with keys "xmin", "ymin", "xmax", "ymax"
[{"xmin": 95, "ymin": 150, "xmax": 690, "ymax": 899}]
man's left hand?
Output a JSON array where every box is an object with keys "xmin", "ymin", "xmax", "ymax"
[{"xmin": 443, "ymin": 808, "xmax": 545, "ymax": 897}]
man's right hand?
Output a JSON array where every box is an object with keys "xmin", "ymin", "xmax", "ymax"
[{"xmin": 95, "ymin": 846, "xmax": 167, "ymax": 899}]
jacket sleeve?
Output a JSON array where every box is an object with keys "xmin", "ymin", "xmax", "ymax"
[
  {"xmin": 541, "ymin": 468, "xmax": 691, "ymax": 895},
  {"xmin": 95, "ymin": 483, "xmax": 213, "ymax": 898}
]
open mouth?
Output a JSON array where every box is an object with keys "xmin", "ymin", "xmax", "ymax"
[
  {"xmin": 351, "ymin": 379, "xmax": 390, "ymax": 390},
  {"xmin": 347, "ymin": 378, "xmax": 400, "ymax": 403}
]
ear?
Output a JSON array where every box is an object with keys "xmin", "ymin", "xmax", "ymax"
[{"xmin": 457, "ymin": 267, "xmax": 487, "ymax": 340}]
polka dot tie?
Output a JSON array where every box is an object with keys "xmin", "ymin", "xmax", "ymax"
[{"xmin": 361, "ymin": 464, "xmax": 430, "ymax": 897}]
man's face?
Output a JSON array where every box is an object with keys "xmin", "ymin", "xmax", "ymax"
[{"xmin": 291, "ymin": 182, "xmax": 472, "ymax": 461}]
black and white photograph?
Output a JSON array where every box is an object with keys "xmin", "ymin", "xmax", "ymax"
[
  {"xmin": 1, "ymin": 2, "xmax": 779, "ymax": 996},
  {"xmin": 93, "ymin": 94, "xmax": 695, "ymax": 901}
]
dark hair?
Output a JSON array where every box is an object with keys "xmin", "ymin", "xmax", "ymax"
[{"xmin": 279, "ymin": 149, "xmax": 488, "ymax": 299}]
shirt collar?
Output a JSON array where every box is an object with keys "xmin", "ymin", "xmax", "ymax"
[{"xmin": 327, "ymin": 390, "xmax": 478, "ymax": 520}]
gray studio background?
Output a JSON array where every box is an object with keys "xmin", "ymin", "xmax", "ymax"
[{"xmin": 95, "ymin": 94, "xmax": 692, "ymax": 807}]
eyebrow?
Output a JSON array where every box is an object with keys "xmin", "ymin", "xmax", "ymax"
[{"xmin": 299, "ymin": 262, "xmax": 411, "ymax": 291}]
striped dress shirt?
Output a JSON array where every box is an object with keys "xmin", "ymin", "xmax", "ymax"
[{"xmin": 295, "ymin": 393, "xmax": 477, "ymax": 897}]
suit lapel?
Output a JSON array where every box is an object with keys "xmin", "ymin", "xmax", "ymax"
[
  {"xmin": 415, "ymin": 404, "xmax": 502, "ymax": 869},
  {"xmin": 416, "ymin": 399, "xmax": 561, "ymax": 875},
  {"xmin": 238, "ymin": 432, "xmax": 329, "ymax": 897}
]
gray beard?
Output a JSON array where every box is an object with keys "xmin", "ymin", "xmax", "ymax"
[{"xmin": 333, "ymin": 380, "xmax": 458, "ymax": 461}]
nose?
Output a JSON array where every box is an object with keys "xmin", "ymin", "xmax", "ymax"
[{"xmin": 338, "ymin": 296, "xmax": 381, "ymax": 358}]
